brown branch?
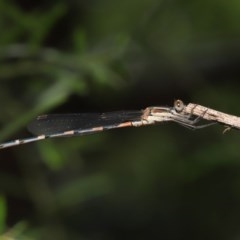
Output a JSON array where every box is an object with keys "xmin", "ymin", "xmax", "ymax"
[{"xmin": 179, "ymin": 100, "xmax": 240, "ymax": 131}]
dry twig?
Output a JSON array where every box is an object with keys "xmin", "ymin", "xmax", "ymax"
[{"xmin": 175, "ymin": 99, "xmax": 240, "ymax": 132}]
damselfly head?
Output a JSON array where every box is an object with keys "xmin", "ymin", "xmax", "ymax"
[{"xmin": 174, "ymin": 99, "xmax": 185, "ymax": 112}]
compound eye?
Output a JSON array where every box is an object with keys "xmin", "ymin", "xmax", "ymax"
[{"xmin": 174, "ymin": 99, "xmax": 185, "ymax": 112}]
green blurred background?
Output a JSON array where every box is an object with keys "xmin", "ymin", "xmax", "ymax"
[{"xmin": 0, "ymin": 0, "xmax": 240, "ymax": 239}]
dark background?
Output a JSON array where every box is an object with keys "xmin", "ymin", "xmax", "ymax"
[{"xmin": 0, "ymin": 0, "xmax": 240, "ymax": 239}]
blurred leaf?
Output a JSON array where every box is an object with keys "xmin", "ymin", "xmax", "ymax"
[
  {"xmin": 29, "ymin": 2, "xmax": 67, "ymax": 46},
  {"xmin": 57, "ymin": 173, "xmax": 113, "ymax": 209},
  {"xmin": 1, "ymin": 221, "xmax": 30, "ymax": 240},
  {"xmin": 0, "ymin": 80, "xmax": 69, "ymax": 142},
  {"xmin": 73, "ymin": 29, "xmax": 87, "ymax": 53},
  {"xmin": 0, "ymin": 195, "xmax": 6, "ymax": 234},
  {"xmin": 35, "ymin": 80, "xmax": 72, "ymax": 111},
  {"xmin": 0, "ymin": 1, "xmax": 66, "ymax": 46},
  {"xmin": 37, "ymin": 142, "xmax": 66, "ymax": 170}
]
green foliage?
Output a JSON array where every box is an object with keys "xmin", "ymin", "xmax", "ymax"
[
  {"xmin": 0, "ymin": 195, "xmax": 6, "ymax": 234},
  {"xmin": 0, "ymin": 0, "xmax": 66, "ymax": 46}
]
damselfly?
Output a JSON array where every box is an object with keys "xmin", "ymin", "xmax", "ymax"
[{"xmin": 0, "ymin": 100, "xmax": 211, "ymax": 149}]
